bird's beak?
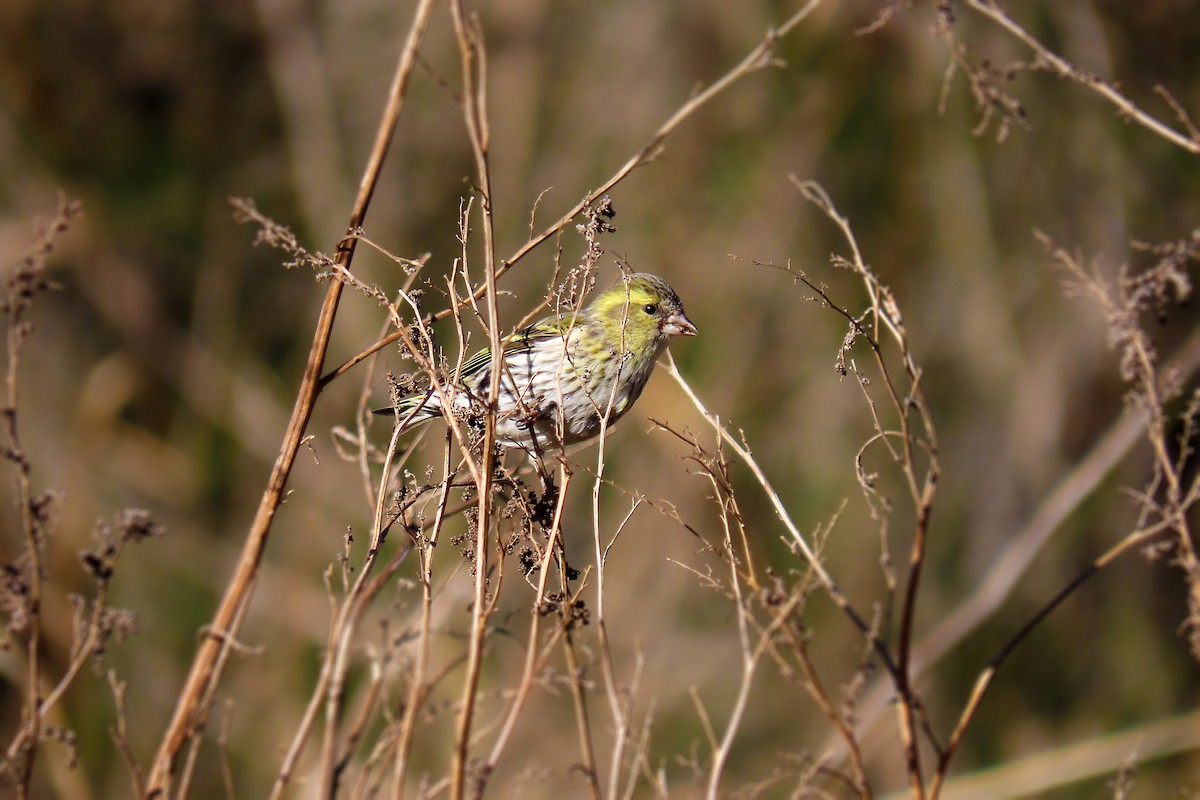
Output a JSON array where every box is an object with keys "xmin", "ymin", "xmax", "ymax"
[{"xmin": 663, "ymin": 313, "xmax": 698, "ymax": 337}]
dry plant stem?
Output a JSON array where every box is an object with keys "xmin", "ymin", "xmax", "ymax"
[
  {"xmin": 317, "ymin": 418, "xmax": 412, "ymax": 796},
  {"xmin": 677, "ymin": 426, "xmax": 860, "ymax": 795},
  {"xmin": 107, "ymin": 672, "xmax": 146, "ymax": 798},
  {"xmin": 174, "ymin": 592, "xmax": 254, "ymax": 800},
  {"xmin": 597, "ymin": 503, "xmax": 645, "ymax": 800},
  {"xmin": 703, "ymin": 477, "xmax": 805, "ymax": 800},
  {"xmin": 560, "ymin": 574, "xmax": 603, "ymax": 800},
  {"xmin": 664, "ymin": 353, "xmax": 898, "ymax": 678},
  {"xmin": 6, "ymin": 396, "xmax": 39, "ymax": 799},
  {"xmin": 586, "ymin": 328, "xmax": 652, "ymax": 798},
  {"xmin": 146, "ymin": 0, "xmax": 437, "ymax": 789},
  {"xmin": 332, "ymin": 666, "xmax": 384, "ymax": 787},
  {"xmin": 274, "ymin": 415, "xmax": 418, "ymax": 795},
  {"xmin": 353, "ymin": 299, "xmax": 414, "ymax": 509},
  {"xmin": 927, "ymin": 520, "xmax": 1175, "ymax": 799},
  {"xmin": 447, "ymin": 4, "xmax": 503, "ymax": 798},
  {"xmin": 3, "ymin": 523, "xmax": 130, "ymax": 784},
  {"xmin": 271, "ymin": 604, "xmax": 338, "ymax": 798},
  {"xmin": 666, "ymin": 352, "xmax": 946, "ymax": 791},
  {"xmin": 790, "ymin": 177, "xmax": 940, "ymax": 794},
  {"xmin": 913, "ymin": 410, "xmax": 1143, "ymax": 669},
  {"xmin": 1045, "ymin": 234, "xmax": 1200, "ymax": 569},
  {"xmin": 963, "ymin": 0, "xmax": 1200, "ymax": 154},
  {"xmin": 217, "ymin": 701, "xmax": 235, "ymax": 800},
  {"xmin": 778, "ymin": 623, "xmax": 870, "ymax": 798},
  {"xmin": 709, "ymin": 590, "xmax": 808, "ymax": 800},
  {"xmin": 555, "ymin": 602, "xmax": 601, "ymax": 777},
  {"xmin": 618, "ymin": 659, "xmax": 650, "ymax": 800},
  {"xmin": 321, "ymin": 0, "xmax": 828, "ymax": 386},
  {"xmin": 2, "ymin": 199, "xmax": 78, "ymax": 796},
  {"xmin": 391, "ymin": 434, "xmax": 458, "ymax": 796},
  {"xmin": 479, "ymin": 466, "xmax": 573, "ymax": 774},
  {"xmin": 836, "ymin": 326, "xmax": 1200, "ymax": 767},
  {"xmin": 3, "ymin": 361, "xmax": 32, "ymax": 794},
  {"xmin": 635, "ymin": 712, "xmax": 668, "ymax": 800},
  {"xmin": 925, "ymin": 232, "xmax": 1199, "ymax": 794},
  {"xmin": 4, "ymin": 575, "xmax": 111, "ymax": 760},
  {"xmin": 589, "ymin": 424, "xmax": 616, "ymax": 799}
]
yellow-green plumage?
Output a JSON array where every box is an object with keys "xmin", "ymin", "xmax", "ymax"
[{"xmin": 385, "ymin": 273, "xmax": 696, "ymax": 457}]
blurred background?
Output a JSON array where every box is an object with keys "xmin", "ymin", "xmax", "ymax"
[{"xmin": 1, "ymin": 0, "xmax": 1198, "ymax": 797}]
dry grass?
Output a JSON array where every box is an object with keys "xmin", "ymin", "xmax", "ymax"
[{"xmin": 1, "ymin": 1, "xmax": 1199, "ymax": 798}]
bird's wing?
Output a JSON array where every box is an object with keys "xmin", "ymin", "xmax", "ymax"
[{"xmin": 457, "ymin": 317, "xmax": 571, "ymax": 383}]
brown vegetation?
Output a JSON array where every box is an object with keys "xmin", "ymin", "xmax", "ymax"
[{"xmin": 1, "ymin": 1, "xmax": 1198, "ymax": 797}]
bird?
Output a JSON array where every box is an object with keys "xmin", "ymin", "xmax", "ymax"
[{"xmin": 378, "ymin": 272, "xmax": 697, "ymax": 461}]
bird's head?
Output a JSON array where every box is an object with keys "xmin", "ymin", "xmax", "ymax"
[{"xmin": 589, "ymin": 273, "xmax": 697, "ymax": 351}]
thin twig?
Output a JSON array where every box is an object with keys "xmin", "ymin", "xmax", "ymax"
[
  {"xmin": 446, "ymin": 5, "xmax": 503, "ymax": 798},
  {"xmin": 390, "ymin": 433, "xmax": 456, "ymax": 795},
  {"xmin": 962, "ymin": 0, "xmax": 1200, "ymax": 154},
  {"xmin": 106, "ymin": 671, "xmax": 146, "ymax": 799},
  {"xmin": 929, "ymin": 518, "xmax": 1175, "ymax": 798}
]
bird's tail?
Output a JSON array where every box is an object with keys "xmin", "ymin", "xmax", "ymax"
[{"xmin": 372, "ymin": 389, "xmax": 442, "ymax": 429}]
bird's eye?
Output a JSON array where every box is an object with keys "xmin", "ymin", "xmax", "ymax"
[{"xmin": 642, "ymin": 303, "xmax": 658, "ymax": 315}]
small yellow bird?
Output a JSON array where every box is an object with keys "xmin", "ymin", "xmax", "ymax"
[{"xmin": 380, "ymin": 273, "xmax": 696, "ymax": 458}]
